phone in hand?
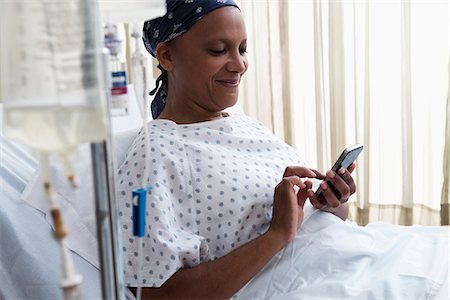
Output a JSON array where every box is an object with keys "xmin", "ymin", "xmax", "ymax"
[{"xmin": 315, "ymin": 144, "xmax": 364, "ymax": 201}]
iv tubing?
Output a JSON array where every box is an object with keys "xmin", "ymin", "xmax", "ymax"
[
  {"xmin": 136, "ymin": 230, "xmax": 143, "ymax": 300},
  {"xmin": 61, "ymin": 154, "xmax": 77, "ymax": 188},
  {"xmin": 40, "ymin": 154, "xmax": 57, "ymax": 208},
  {"xmin": 131, "ymin": 25, "xmax": 151, "ymax": 300},
  {"xmin": 137, "ymin": 67, "xmax": 149, "ymax": 300},
  {"xmin": 39, "ymin": 154, "xmax": 83, "ymax": 299}
]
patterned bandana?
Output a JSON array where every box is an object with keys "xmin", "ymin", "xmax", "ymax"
[{"xmin": 143, "ymin": 0, "xmax": 239, "ymax": 119}]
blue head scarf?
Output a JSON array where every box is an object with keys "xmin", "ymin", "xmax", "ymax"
[{"xmin": 143, "ymin": 0, "xmax": 239, "ymax": 119}]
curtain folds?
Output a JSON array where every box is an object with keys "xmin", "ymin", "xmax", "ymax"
[
  {"xmin": 238, "ymin": 0, "xmax": 287, "ymax": 141},
  {"xmin": 442, "ymin": 56, "xmax": 450, "ymax": 225},
  {"xmin": 313, "ymin": 0, "xmax": 330, "ymax": 173},
  {"xmin": 239, "ymin": 0, "xmax": 449, "ymax": 226}
]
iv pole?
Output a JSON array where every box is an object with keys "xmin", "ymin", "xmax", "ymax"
[
  {"xmin": 90, "ymin": 48, "xmax": 125, "ymax": 300},
  {"xmin": 91, "ymin": 140, "xmax": 124, "ymax": 300},
  {"xmin": 90, "ymin": 2, "xmax": 166, "ymax": 299}
]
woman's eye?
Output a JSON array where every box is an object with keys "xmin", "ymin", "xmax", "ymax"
[
  {"xmin": 209, "ymin": 49, "xmax": 226, "ymax": 55},
  {"xmin": 240, "ymin": 48, "xmax": 248, "ymax": 55}
]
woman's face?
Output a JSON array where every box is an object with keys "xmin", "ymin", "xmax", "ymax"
[{"xmin": 166, "ymin": 6, "xmax": 248, "ymax": 113}]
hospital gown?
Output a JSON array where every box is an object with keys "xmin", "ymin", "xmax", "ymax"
[
  {"xmin": 117, "ymin": 114, "xmax": 449, "ymax": 299},
  {"xmin": 118, "ymin": 114, "xmax": 306, "ymax": 287}
]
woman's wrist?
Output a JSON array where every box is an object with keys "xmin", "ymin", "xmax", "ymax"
[
  {"xmin": 264, "ymin": 228, "xmax": 291, "ymax": 252},
  {"xmin": 322, "ymin": 202, "xmax": 349, "ymax": 221}
]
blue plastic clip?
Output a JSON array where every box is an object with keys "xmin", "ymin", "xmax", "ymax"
[{"xmin": 132, "ymin": 186, "xmax": 152, "ymax": 237}]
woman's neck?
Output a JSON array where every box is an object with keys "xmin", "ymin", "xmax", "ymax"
[{"xmin": 157, "ymin": 104, "xmax": 226, "ymax": 124}]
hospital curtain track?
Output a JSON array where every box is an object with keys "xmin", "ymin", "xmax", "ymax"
[{"xmin": 238, "ymin": 0, "xmax": 449, "ymax": 226}]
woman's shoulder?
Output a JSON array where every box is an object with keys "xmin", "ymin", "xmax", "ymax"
[
  {"xmin": 118, "ymin": 121, "xmax": 181, "ymax": 167},
  {"xmin": 228, "ymin": 113, "xmax": 277, "ymax": 136}
]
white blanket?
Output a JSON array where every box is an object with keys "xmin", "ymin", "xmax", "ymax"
[
  {"xmin": 235, "ymin": 203, "xmax": 449, "ymax": 299},
  {"xmin": 1, "ymin": 103, "xmax": 448, "ymax": 299},
  {"xmin": 0, "ymin": 185, "xmax": 101, "ymax": 300}
]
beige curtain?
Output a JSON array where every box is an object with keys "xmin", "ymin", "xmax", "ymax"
[
  {"xmin": 442, "ymin": 56, "xmax": 450, "ymax": 225},
  {"xmin": 240, "ymin": 0, "xmax": 449, "ymax": 226},
  {"xmin": 237, "ymin": 0, "xmax": 292, "ymax": 144}
]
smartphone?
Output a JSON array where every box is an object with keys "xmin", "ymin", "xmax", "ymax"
[{"xmin": 315, "ymin": 144, "xmax": 364, "ymax": 201}]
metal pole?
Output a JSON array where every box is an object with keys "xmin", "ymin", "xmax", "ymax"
[
  {"xmin": 91, "ymin": 141, "xmax": 125, "ymax": 300},
  {"xmin": 88, "ymin": 4, "xmax": 126, "ymax": 293}
]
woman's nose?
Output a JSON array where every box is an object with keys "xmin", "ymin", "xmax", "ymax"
[{"xmin": 227, "ymin": 51, "xmax": 247, "ymax": 74}]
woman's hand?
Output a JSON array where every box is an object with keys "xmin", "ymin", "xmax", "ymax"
[
  {"xmin": 308, "ymin": 163, "xmax": 357, "ymax": 220},
  {"xmin": 269, "ymin": 166, "xmax": 322, "ymax": 244}
]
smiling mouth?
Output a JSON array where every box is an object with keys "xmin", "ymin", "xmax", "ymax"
[{"xmin": 217, "ymin": 80, "xmax": 240, "ymax": 87}]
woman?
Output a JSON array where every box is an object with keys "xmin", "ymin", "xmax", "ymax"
[{"xmin": 117, "ymin": 1, "xmax": 448, "ymax": 299}]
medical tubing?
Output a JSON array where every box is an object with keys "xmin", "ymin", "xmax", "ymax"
[
  {"xmin": 136, "ymin": 110, "xmax": 148, "ymax": 300},
  {"xmin": 39, "ymin": 154, "xmax": 83, "ymax": 299},
  {"xmin": 132, "ymin": 188, "xmax": 148, "ymax": 300},
  {"xmin": 136, "ymin": 89, "xmax": 150, "ymax": 300},
  {"xmin": 130, "ymin": 26, "xmax": 152, "ymax": 300},
  {"xmin": 137, "ymin": 236, "xmax": 143, "ymax": 300},
  {"xmin": 141, "ymin": 38, "xmax": 150, "ymax": 300},
  {"xmin": 60, "ymin": 239, "xmax": 83, "ymax": 300},
  {"xmin": 142, "ymin": 94, "xmax": 150, "ymax": 187},
  {"xmin": 41, "ymin": 155, "xmax": 68, "ymax": 239},
  {"xmin": 130, "ymin": 26, "xmax": 151, "ymax": 186},
  {"xmin": 40, "ymin": 154, "xmax": 57, "ymax": 208},
  {"xmin": 61, "ymin": 153, "xmax": 77, "ymax": 188}
]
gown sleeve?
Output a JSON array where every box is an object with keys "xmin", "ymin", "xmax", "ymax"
[{"xmin": 117, "ymin": 126, "xmax": 209, "ymax": 287}]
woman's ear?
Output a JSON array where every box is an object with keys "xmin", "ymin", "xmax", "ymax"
[{"xmin": 155, "ymin": 43, "xmax": 174, "ymax": 71}]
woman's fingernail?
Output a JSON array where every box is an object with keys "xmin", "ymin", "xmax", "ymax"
[
  {"xmin": 321, "ymin": 182, "xmax": 328, "ymax": 190},
  {"xmin": 339, "ymin": 168, "xmax": 345, "ymax": 175},
  {"xmin": 327, "ymin": 170, "xmax": 335, "ymax": 178}
]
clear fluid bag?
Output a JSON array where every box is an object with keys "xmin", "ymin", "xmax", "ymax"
[{"xmin": 0, "ymin": 0, "xmax": 108, "ymax": 154}]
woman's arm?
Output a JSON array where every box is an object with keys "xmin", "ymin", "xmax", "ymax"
[
  {"xmin": 140, "ymin": 166, "xmax": 317, "ymax": 299},
  {"xmin": 142, "ymin": 229, "xmax": 286, "ymax": 299},
  {"xmin": 320, "ymin": 202, "xmax": 349, "ymax": 221}
]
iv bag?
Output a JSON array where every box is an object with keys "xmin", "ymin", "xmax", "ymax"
[{"xmin": 0, "ymin": 0, "xmax": 108, "ymax": 154}]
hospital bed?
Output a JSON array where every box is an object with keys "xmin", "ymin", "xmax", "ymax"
[
  {"xmin": 0, "ymin": 136, "xmax": 100, "ymax": 299},
  {"xmin": 1, "ymin": 102, "xmax": 448, "ymax": 300},
  {"xmin": 0, "ymin": 100, "xmax": 141, "ymax": 299}
]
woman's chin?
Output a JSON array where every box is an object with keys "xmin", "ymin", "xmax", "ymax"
[{"xmin": 218, "ymin": 94, "xmax": 239, "ymax": 109}]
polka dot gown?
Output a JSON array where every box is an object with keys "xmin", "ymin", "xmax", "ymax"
[{"xmin": 118, "ymin": 114, "xmax": 306, "ymax": 287}]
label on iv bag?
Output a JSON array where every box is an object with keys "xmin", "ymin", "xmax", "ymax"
[
  {"xmin": 111, "ymin": 71, "xmax": 128, "ymax": 95},
  {"xmin": 110, "ymin": 71, "xmax": 129, "ymax": 116}
]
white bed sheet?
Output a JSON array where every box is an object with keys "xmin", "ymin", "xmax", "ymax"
[
  {"xmin": 235, "ymin": 203, "xmax": 449, "ymax": 300},
  {"xmin": 0, "ymin": 186, "xmax": 101, "ymax": 300},
  {"xmin": 1, "ymin": 102, "xmax": 448, "ymax": 299}
]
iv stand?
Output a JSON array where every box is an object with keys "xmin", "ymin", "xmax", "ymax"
[
  {"xmin": 91, "ymin": 141, "xmax": 124, "ymax": 300},
  {"xmin": 88, "ymin": 3, "xmax": 166, "ymax": 296},
  {"xmin": 90, "ymin": 49, "xmax": 125, "ymax": 300}
]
